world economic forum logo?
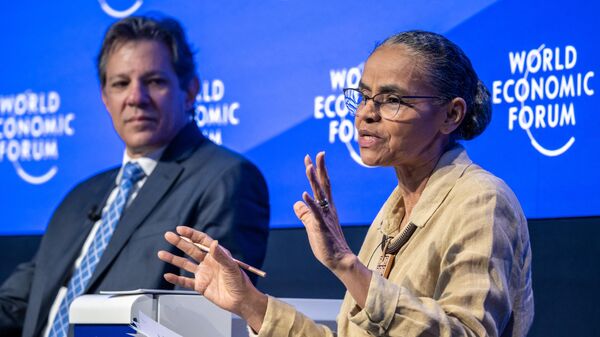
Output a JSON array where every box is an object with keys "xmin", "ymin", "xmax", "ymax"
[
  {"xmin": 98, "ymin": 0, "xmax": 143, "ymax": 18},
  {"xmin": 492, "ymin": 44, "xmax": 595, "ymax": 156},
  {"xmin": 0, "ymin": 90, "xmax": 75, "ymax": 184},
  {"xmin": 313, "ymin": 63, "xmax": 371, "ymax": 167},
  {"xmin": 194, "ymin": 79, "xmax": 241, "ymax": 145}
]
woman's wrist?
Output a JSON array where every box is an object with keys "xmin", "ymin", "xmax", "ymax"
[
  {"xmin": 239, "ymin": 287, "xmax": 268, "ymax": 333},
  {"xmin": 332, "ymin": 254, "xmax": 372, "ymax": 308},
  {"xmin": 330, "ymin": 251, "xmax": 361, "ymax": 275}
]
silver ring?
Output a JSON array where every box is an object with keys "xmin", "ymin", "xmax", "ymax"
[{"xmin": 317, "ymin": 198, "xmax": 329, "ymax": 211}]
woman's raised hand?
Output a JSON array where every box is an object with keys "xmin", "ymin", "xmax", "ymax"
[{"xmin": 293, "ymin": 152, "xmax": 355, "ymax": 273}]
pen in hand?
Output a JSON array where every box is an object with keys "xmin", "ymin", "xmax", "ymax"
[{"xmin": 180, "ymin": 236, "xmax": 267, "ymax": 278}]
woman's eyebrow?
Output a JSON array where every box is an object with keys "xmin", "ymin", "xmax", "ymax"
[
  {"xmin": 378, "ymin": 84, "xmax": 409, "ymax": 95},
  {"xmin": 358, "ymin": 81, "xmax": 370, "ymax": 91}
]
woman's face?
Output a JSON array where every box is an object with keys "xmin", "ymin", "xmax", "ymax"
[{"xmin": 355, "ymin": 45, "xmax": 450, "ymax": 168}]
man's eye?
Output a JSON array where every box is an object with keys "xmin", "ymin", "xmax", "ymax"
[
  {"xmin": 111, "ymin": 81, "xmax": 128, "ymax": 88},
  {"xmin": 148, "ymin": 78, "xmax": 167, "ymax": 86}
]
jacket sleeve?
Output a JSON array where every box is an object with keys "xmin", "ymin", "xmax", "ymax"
[
  {"xmin": 345, "ymin": 189, "xmax": 533, "ymax": 337},
  {"xmin": 189, "ymin": 160, "xmax": 270, "ymax": 283},
  {"xmin": 257, "ymin": 296, "xmax": 335, "ymax": 337},
  {"xmin": 0, "ymin": 257, "xmax": 36, "ymax": 337}
]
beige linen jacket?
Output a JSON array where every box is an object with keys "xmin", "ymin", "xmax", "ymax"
[{"xmin": 256, "ymin": 145, "xmax": 534, "ymax": 337}]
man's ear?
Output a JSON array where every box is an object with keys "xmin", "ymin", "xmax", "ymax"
[
  {"xmin": 185, "ymin": 77, "xmax": 200, "ymax": 111},
  {"xmin": 441, "ymin": 97, "xmax": 467, "ymax": 135}
]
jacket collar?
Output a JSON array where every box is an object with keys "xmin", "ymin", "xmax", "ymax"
[
  {"xmin": 161, "ymin": 121, "xmax": 206, "ymax": 163},
  {"xmin": 84, "ymin": 122, "xmax": 205, "ymax": 291},
  {"xmin": 380, "ymin": 144, "xmax": 473, "ymax": 233}
]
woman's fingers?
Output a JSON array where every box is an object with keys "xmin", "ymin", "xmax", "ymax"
[
  {"xmin": 304, "ymin": 153, "xmax": 313, "ymax": 167},
  {"xmin": 293, "ymin": 200, "xmax": 312, "ymax": 223},
  {"xmin": 315, "ymin": 152, "xmax": 332, "ymax": 201},
  {"xmin": 302, "ymin": 191, "xmax": 326, "ymax": 223},
  {"xmin": 209, "ymin": 240, "xmax": 239, "ymax": 272},
  {"xmin": 157, "ymin": 250, "xmax": 200, "ymax": 274},
  {"xmin": 294, "ymin": 197, "xmax": 322, "ymax": 228},
  {"xmin": 163, "ymin": 273, "xmax": 197, "ymax": 290},
  {"xmin": 305, "ymin": 156, "xmax": 327, "ymax": 206},
  {"xmin": 163, "ymin": 228, "xmax": 237, "ymax": 274},
  {"xmin": 304, "ymin": 153, "xmax": 334, "ymax": 215},
  {"xmin": 164, "ymin": 231, "xmax": 206, "ymax": 263},
  {"xmin": 176, "ymin": 226, "xmax": 214, "ymax": 247}
]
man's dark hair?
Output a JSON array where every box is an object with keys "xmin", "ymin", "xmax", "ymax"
[{"xmin": 97, "ymin": 15, "xmax": 197, "ymax": 90}]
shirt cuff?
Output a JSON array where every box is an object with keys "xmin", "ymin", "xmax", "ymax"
[
  {"xmin": 348, "ymin": 272, "xmax": 402, "ymax": 335},
  {"xmin": 256, "ymin": 296, "xmax": 298, "ymax": 337}
]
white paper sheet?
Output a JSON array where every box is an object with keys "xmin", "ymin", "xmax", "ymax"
[
  {"xmin": 100, "ymin": 289, "xmax": 198, "ymax": 296},
  {"xmin": 128, "ymin": 311, "xmax": 184, "ymax": 337}
]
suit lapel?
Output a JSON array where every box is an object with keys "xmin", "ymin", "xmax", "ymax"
[
  {"xmin": 40, "ymin": 170, "xmax": 117, "ymax": 289},
  {"xmin": 30, "ymin": 170, "xmax": 117, "ymax": 337},
  {"xmin": 84, "ymin": 123, "xmax": 204, "ymax": 291}
]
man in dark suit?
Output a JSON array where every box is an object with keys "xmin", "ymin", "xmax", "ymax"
[{"xmin": 0, "ymin": 16, "xmax": 269, "ymax": 337}]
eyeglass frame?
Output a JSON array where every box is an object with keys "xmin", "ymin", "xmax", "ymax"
[{"xmin": 343, "ymin": 88, "xmax": 448, "ymax": 120}]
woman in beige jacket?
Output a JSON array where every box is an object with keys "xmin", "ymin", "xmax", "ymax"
[{"xmin": 158, "ymin": 30, "xmax": 534, "ymax": 337}]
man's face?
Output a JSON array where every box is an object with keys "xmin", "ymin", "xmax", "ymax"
[{"xmin": 101, "ymin": 40, "xmax": 198, "ymax": 157}]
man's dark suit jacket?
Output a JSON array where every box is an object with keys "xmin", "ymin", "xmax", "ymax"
[{"xmin": 0, "ymin": 122, "xmax": 270, "ymax": 337}]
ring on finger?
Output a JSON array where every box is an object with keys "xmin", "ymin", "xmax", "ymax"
[{"xmin": 317, "ymin": 197, "xmax": 329, "ymax": 211}]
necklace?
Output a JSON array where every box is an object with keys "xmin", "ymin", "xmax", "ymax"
[{"xmin": 375, "ymin": 222, "xmax": 418, "ymax": 278}]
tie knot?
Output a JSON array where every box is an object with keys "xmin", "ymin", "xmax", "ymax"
[{"xmin": 121, "ymin": 162, "xmax": 145, "ymax": 184}]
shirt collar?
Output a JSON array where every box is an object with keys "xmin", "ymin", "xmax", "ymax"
[{"xmin": 115, "ymin": 146, "xmax": 167, "ymax": 184}]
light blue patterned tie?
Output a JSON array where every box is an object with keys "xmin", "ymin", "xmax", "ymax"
[{"xmin": 48, "ymin": 162, "xmax": 145, "ymax": 337}]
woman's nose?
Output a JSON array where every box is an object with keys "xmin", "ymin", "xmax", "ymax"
[{"xmin": 355, "ymin": 99, "xmax": 381, "ymax": 123}]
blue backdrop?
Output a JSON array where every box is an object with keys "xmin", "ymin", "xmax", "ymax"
[{"xmin": 0, "ymin": 0, "xmax": 598, "ymax": 234}]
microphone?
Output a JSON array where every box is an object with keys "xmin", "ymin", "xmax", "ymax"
[{"xmin": 87, "ymin": 205, "xmax": 101, "ymax": 222}]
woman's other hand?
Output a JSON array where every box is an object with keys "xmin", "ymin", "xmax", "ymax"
[{"xmin": 157, "ymin": 226, "xmax": 267, "ymax": 332}]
